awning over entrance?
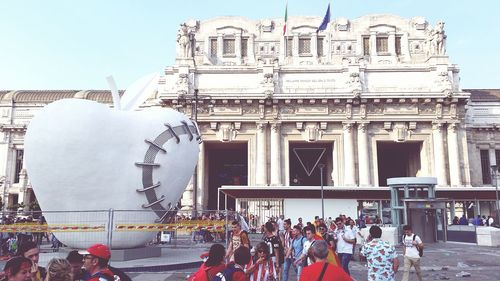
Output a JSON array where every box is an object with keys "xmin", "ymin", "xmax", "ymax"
[
  {"xmin": 218, "ymin": 185, "xmax": 498, "ymax": 200},
  {"xmin": 219, "ymin": 186, "xmax": 391, "ymax": 200}
]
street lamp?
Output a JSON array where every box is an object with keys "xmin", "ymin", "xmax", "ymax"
[
  {"xmin": 318, "ymin": 164, "xmax": 325, "ymax": 220},
  {"xmin": 491, "ymin": 164, "xmax": 500, "ymax": 224}
]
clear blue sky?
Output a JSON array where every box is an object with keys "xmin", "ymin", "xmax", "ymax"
[{"xmin": 0, "ymin": 0, "xmax": 497, "ymax": 90}]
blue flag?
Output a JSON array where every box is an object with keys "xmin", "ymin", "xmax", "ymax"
[{"xmin": 317, "ymin": 4, "xmax": 330, "ymax": 33}]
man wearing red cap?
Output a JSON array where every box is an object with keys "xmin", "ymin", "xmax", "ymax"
[{"xmin": 79, "ymin": 244, "xmax": 115, "ymax": 281}]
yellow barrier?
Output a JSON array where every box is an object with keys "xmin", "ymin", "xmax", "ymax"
[{"xmin": 0, "ymin": 224, "xmax": 105, "ymax": 233}]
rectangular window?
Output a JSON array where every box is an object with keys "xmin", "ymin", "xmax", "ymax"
[
  {"xmin": 376, "ymin": 37, "xmax": 388, "ymax": 53},
  {"xmin": 298, "ymin": 38, "xmax": 311, "ymax": 55},
  {"xmin": 480, "ymin": 149, "xmax": 491, "ymax": 184},
  {"xmin": 241, "ymin": 38, "xmax": 248, "ymax": 58},
  {"xmin": 496, "ymin": 150, "xmax": 500, "ymax": 166},
  {"xmin": 286, "ymin": 38, "xmax": 293, "ymax": 57},
  {"xmin": 363, "ymin": 37, "xmax": 370, "ymax": 56},
  {"xmin": 317, "ymin": 37, "xmax": 324, "ymax": 57},
  {"xmin": 14, "ymin": 150, "xmax": 23, "ymax": 184},
  {"xmin": 395, "ymin": 36, "xmax": 402, "ymax": 56},
  {"xmin": 210, "ymin": 39, "xmax": 217, "ymax": 57},
  {"xmin": 223, "ymin": 39, "xmax": 235, "ymax": 56}
]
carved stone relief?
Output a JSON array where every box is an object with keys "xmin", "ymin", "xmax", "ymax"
[
  {"xmin": 345, "ymin": 104, "xmax": 352, "ymax": 119},
  {"xmin": 280, "ymin": 105, "xmax": 295, "ymax": 115},
  {"xmin": 367, "ymin": 104, "xmax": 384, "ymax": 114},
  {"xmin": 435, "ymin": 103, "xmax": 443, "ymax": 118}
]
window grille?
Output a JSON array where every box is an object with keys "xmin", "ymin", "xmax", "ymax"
[
  {"xmin": 395, "ymin": 36, "xmax": 402, "ymax": 56},
  {"xmin": 376, "ymin": 37, "xmax": 388, "ymax": 53},
  {"xmin": 241, "ymin": 38, "xmax": 248, "ymax": 57},
  {"xmin": 363, "ymin": 37, "xmax": 370, "ymax": 56},
  {"xmin": 480, "ymin": 149, "xmax": 491, "ymax": 184},
  {"xmin": 286, "ymin": 38, "xmax": 293, "ymax": 57},
  {"xmin": 298, "ymin": 38, "xmax": 311, "ymax": 55},
  {"xmin": 210, "ymin": 39, "xmax": 217, "ymax": 57},
  {"xmin": 223, "ymin": 39, "xmax": 235, "ymax": 56},
  {"xmin": 317, "ymin": 37, "xmax": 324, "ymax": 57}
]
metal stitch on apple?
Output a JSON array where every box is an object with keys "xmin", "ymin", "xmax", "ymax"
[
  {"xmin": 144, "ymin": 139, "xmax": 167, "ymax": 153},
  {"xmin": 164, "ymin": 123, "xmax": 180, "ymax": 143},
  {"xmin": 181, "ymin": 121, "xmax": 194, "ymax": 141},
  {"xmin": 136, "ymin": 182, "xmax": 161, "ymax": 192},
  {"xmin": 141, "ymin": 195, "xmax": 166, "ymax": 208}
]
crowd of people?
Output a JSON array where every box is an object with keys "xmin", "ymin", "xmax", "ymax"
[
  {"xmin": 188, "ymin": 214, "xmax": 428, "ymax": 281},
  {"xmin": 189, "ymin": 213, "xmax": 417, "ymax": 281},
  {"xmin": 0, "ymin": 241, "xmax": 131, "ymax": 281},
  {"xmin": 451, "ymin": 214, "xmax": 496, "ymax": 226}
]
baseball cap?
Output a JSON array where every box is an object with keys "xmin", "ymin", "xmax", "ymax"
[{"xmin": 78, "ymin": 244, "xmax": 111, "ymax": 260}]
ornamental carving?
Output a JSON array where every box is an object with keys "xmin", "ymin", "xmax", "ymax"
[
  {"xmin": 367, "ymin": 104, "xmax": 384, "ymax": 114},
  {"xmin": 329, "ymin": 105, "xmax": 345, "ymax": 114},
  {"xmin": 435, "ymin": 103, "xmax": 443, "ymax": 118},
  {"xmin": 280, "ymin": 105, "xmax": 295, "ymax": 114},
  {"xmin": 450, "ymin": 103, "xmax": 457, "ymax": 119},
  {"xmin": 242, "ymin": 105, "xmax": 259, "ymax": 115},
  {"xmin": 419, "ymin": 104, "xmax": 435, "ymax": 114},
  {"xmin": 345, "ymin": 104, "xmax": 352, "ymax": 119}
]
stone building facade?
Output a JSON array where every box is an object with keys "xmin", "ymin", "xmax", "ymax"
[{"xmin": 0, "ymin": 15, "xmax": 499, "ymax": 223}]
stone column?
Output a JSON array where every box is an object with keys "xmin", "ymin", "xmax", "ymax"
[
  {"xmin": 388, "ymin": 32, "xmax": 396, "ymax": 55},
  {"xmin": 256, "ymin": 122, "xmax": 268, "ymax": 185},
  {"xmin": 197, "ymin": 141, "xmax": 206, "ymax": 208},
  {"xmin": 312, "ymin": 33, "xmax": 318, "ymax": 59},
  {"xmin": 343, "ymin": 123, "xmax": 356, "ymax": 186},
  {"xmin": 432, "ymin": 122, "xmax": 448, "ymax": 186},
  {"xmin": 270, "ymin": 123, "xmax": 282, "ymax": 185},
  {"xmin": 369, "ymin": 32, "xmax": 377, "ymax": 56},
  {"xmin": 357, "ymin": 122, "xmax": 370, "ymax": 186},
  {"xmin": 248, "ymin": 35, "xmax": 255, "ymax": 64},
  {"xmin": 235, "ymin": 33, "xmax": 242, "ymax": 61},
  {"xmin": 446, "ymin": 123, "xmax": 462, "ymax": 186}
]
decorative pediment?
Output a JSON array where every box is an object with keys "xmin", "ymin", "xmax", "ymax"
[
  {"xmin": 369, "ymin": 24, "xmax": 396, "ymax": 34},
  {"xmin": 216, "ymin": 26, "xmax": 245, "ymax": 35},
  {"xmin": 291, "ymin": 25, "xmax": 317, "ymax": 35}
]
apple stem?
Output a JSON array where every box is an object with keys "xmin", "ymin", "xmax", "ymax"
[{"xmin": 106, "ymin": 76, "xmax": 122, "ymax": 110}]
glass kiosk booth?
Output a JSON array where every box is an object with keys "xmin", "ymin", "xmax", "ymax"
[{"xmin": 387, "ymin": 177, "xmax": 447, "ymax": 243}]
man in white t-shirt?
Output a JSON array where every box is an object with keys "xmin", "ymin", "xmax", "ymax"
[
  {"xmin": 333, "ymin": 217, "xmax": 356, "ymax": 276},
  {"xmin": 402, "ymin": 225, "xmax": 424, "ymax": 281}
]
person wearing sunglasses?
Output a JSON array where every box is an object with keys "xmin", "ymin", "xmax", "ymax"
[
  {"xmin": 333, "ymin": 218, "xmax": 355, "ymax": 276},
  {"xmin": 78, "ymin": 244, "xmax": 114, "ymax": 281}
]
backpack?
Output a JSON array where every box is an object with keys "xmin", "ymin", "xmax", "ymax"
[
  {"xmin": 211, "ymin": 265, "xmax": 243, "ymax": 281},
  {"xmin": 403, "ymin": 234, "xmax": 423, "ymax": 257}
]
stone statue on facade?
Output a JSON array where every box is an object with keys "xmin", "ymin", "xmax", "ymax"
[
  {"xmin": 426, "ymin": 21, "xmax": 447, "ymax": 56},
  {"xmin": 177, "ymin": 23, "xmax": 193, "ymax": 58}
]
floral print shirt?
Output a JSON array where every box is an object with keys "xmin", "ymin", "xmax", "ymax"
[{"xmin": 361, "ymin": 238, "xmax": 397, "ymax": 281}]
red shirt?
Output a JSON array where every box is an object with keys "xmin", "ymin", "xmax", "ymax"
[
  {"xmin": 232, "ymin": 270, "xmax": 248, "ymax": 281},
  {"xmin": 299, "ymin": 262, "xmax": 353, "ymax": 281},
  {"xmin": 188, "ymin": 262, "xmax": 226, "ymax": 281}
]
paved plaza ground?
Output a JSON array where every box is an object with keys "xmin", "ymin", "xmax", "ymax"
[{"xmin": 2, "ymin": 239, "xmax": 498, "ymax": 280}]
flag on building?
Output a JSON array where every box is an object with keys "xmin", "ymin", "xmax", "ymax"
[
  {"xmin": 283, "ymin": 1, "xmax": 288, "ymax": 35},
  {"xmin": 317, "ymin": 3, "xmax": 331, "ymax": 33}
]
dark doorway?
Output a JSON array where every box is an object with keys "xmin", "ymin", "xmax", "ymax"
[
  {"xmin": 377, "ymin": 142, "xmax": 422, "ymax": 186},
  {"xmin": 409, "ymin": 209, "xmax": 437, "ymax": 243},
  {"xmin": 207, "ymin": 142, "xmax": 248, "ymax": 210},
  {"xmin": 289, "ymin": 142, "xmax": 333, "ymax": 186}
]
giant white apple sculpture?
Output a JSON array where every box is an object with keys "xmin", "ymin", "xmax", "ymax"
[{"xmin": 24, "ymin": 96, "xmax": 199, "ymax": 249}]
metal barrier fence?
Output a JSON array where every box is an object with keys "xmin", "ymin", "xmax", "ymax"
[{"xmin": 0, "ymin": 209, "xmax": 242, "ymax": 251}]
